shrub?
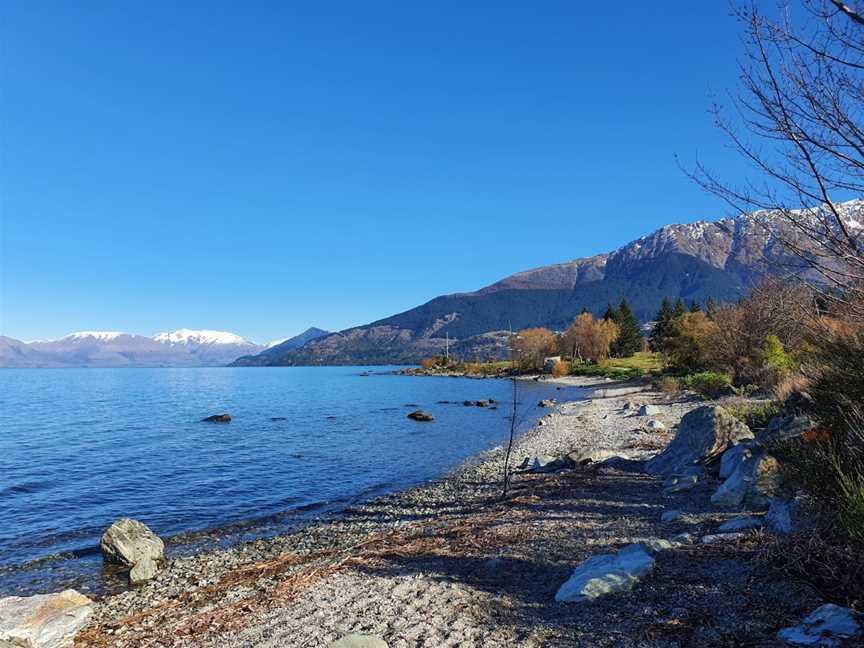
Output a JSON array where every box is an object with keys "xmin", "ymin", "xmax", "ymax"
[
  {"xmin": 551, "ymin": 360, "xmax": 570, "ymax": 378},
  {"xmin": 420, "ymin": 357, "xmax": 437, "ymax": 370},
  {"xmin": 723, "ymin": 398, "xmax": 782, "ymax": 430},
  {"xmin": 682, "ymin": 371, "xmax": 734, "ymax": 399},
  {"xmin": 655, "ymin": 375, "xmax": 681, "ymax": 397}
]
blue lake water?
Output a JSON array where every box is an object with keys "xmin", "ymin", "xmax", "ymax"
[{"xmin": 0, "ymin": 367, "xmax": 585, "ymax": 596}]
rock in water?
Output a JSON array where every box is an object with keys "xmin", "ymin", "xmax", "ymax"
[
  {"xmin": 0, "ymin": 589, "xmax": 93, "ymax": 648},
  {"xmin": 538, "ymin": 399, "xmax": 556, "ymax": 408},
  {"xmin": 555, "ymin": 544, "xmax": 655, "ymax": 603},
  {"xmin": 777, "ymin": 604, "xmax": 860, "ymax": 646},
  {"xmin": 100, "ymin": 518, "xmax": 164, "ymax": 568},
  {"xmin": 407, "ymin": 410, "xmax": 434, "ymax": 422},
  {"xmin": 129, "ymin": 556, "xmax": 158, "ymax": 585},
  {"xmin": 645, "ymin": 406, "xmax": 753, "ymax": 477},
  {"xmin": 330, "ymin": 636, "xmax": 389, "ymax": 648},
  {"xmin": 202, "ymin": 413, "xmax": 231, "ymax": 423}
]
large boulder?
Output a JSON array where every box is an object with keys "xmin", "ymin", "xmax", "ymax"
[
  {"xmin": 555, "ymin": 544, "xmax": 655, "ymax": 603},
  {"xmin": 645, "ymin": 406, "xmax": 753, "ymax": 477},
  {"xmin": 719, "ymin": 440, "xmax": 758, "ymax": 480},
  {"xmin": 100, "ymin": 518, "xmax": 164, "ymax": 568},
  {"xmin": 711, "ymin": 450, "xmax": 782, "ymax": 508},
  {"xmin": 0, "ymin": 589, "xmax": 93, "ymax": 648},
  {"xmin": 129, "ymin": 556, "xmax": 158, "ymax": 585},
  {"xmin": 777, "ymin": 604, "xmax": 860, "ymax": 646}
]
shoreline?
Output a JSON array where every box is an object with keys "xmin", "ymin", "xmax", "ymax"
[{"xmin": 71, "ymin": 375, "xmax": 828, "ymax": 646}]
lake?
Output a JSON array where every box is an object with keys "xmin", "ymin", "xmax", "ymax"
[{"xmin": 0, "ymin": 366, "xmax": 585, "ymax": 596}]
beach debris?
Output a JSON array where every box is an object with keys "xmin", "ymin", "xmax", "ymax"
[
  {"xmin": 718, "ymin": 515, "xmax": 764, "ymax": 532},
  {"xmin": 101, "ymin": 518, "xmax": 164, "ymax": 571},
  {"xmin": 407, "ymin": 410, "xmax": 434, "ymax": 422},
  {"xmin": 202, "ymin": 413, "xmax": 231, "ymax": 423},
  {"xmin": 538, "ymin": 399, "xmax": 556, "ymax": 408},
  {"xmin": 777, "ymin": 604, "xmax": 860, "ymax": 646},
  {"xmin": 0, "ymin": 589, "xmax": 93, "ymax": 648},
  {"xmin": 555, "ymin": 543, "xmax": 655, "ymax": 603},
  {"xmin": 645, "ymin": 406, "xmax": 753, "ymax": 477},
  {"xmin": 330, "ymin": 635, "xmax": 389, "ymax": 648},
  {"xmin": 661, "ymin": 509, "xmax": 684, "ymax": 523},
  {"xmin": 622, "ymin": 401, "xmax": 640, "ymax": 412},
  {"xmin": 711, "ymin": 451, "xmax": 781, "ymax": 508},
  {"xmin": 130, "ymin": 556, "xmax": 159, "ymax": 585},
  {"xmin": 639, "ymin": 404, "xmax": 660, "ymax": 416}
]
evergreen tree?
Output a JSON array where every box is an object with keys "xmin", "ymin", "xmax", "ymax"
[
  {"xmin": 649, "ymin": 298, "xmax": 674, "ymax": 352},
  {"xmin": 690, "ymin": 300, "xmax": 702, "ymax": 313},
  {"xmin": 673, "ymin": 297, "xmax": 687, "ymax": 319},
  {"xmin": 602, "ymin": 302, "xmax": 619, "ymax": 322},
  {"xmin": 706, "ymin": 297, "xmax": 719, "ymax": 320},
  {"xmin": 609, "ymin": 298, "xmax": 644, "ymax": 357}
]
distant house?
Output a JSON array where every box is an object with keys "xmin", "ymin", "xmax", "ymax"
[{"xmin": 543, "ymin": 356, "xmax": 562, "ymax": 373}]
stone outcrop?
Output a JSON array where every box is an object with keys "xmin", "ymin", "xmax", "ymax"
[
  {"xmin": 101, "ymin": 518, "xmax": 164, "ymax": 567},
  {"xmin": 777, "ymin": 604, "xmax": 860, "ymax": 646},
  {"xmin": 555, "ymin": 543, "xmax": 656, "ymax": 603},
  {"xmin": 645, "ymin": 406, "xmax": 752, "ymax": 477},
  {"xmin": 0, "ymin": 589, "xmax": 93, "ymax": 648},
  {"xmin": 202, "ymin": 413, "xmax": 231, "ymax": 423},
  {"xmin": 407, "ymin": 410, "xmax": 434, "ymax": 422}
]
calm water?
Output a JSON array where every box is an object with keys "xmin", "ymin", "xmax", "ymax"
[{"xmin": 0, "ymin": 367, "xmax": 584, "ymax": 596}]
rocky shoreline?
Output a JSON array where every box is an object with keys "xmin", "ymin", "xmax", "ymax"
[{"xmin": 3, "ymin": 375, "xmax": 861, "ymax": 647}]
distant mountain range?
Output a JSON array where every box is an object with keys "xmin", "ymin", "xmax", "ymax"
[
  {"xmin": 232, "ymin": 200, "xmax": 864, "ymax": 366},
  {"xmin": 0, "ymin": 328, "xmax": 326, "ymax": 368}
]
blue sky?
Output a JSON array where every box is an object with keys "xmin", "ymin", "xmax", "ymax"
[{"xmin": 2, "ymin": 1, "xmax": 757, "ymax": 343}]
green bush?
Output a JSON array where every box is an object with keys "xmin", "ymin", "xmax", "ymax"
[
  {"xmin": 724, "ymin": 399, "xmax": 782, "ymax": 430},
  {"xmin": 681, "ymin": 371, "xmax": 734, "ymax": 399}
]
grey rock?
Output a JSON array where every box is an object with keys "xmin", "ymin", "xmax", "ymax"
[
  {"xmin": 758, "ymin": 414, "xmax": 814, "ymax": 446},
  {"xmin": 129, "ymin": 556, "xmax": 158, "ymax": 585},
  {"xmin": 646, "ymin": 419, "xmax": 666, "ymax": 430},
  {"xmin": 566, "ymin": 448, "xmax": 621, "ymax": 466},
  {"xmin": 719, "ymin": 440, "xmax": 757, "ymax": 480},
  {"xmin": 639, "ymin": 404, "xmax": 660, "ymax": 416},
  {"xmin": 645, "ymin": 406, "xmax": 753, "ymax": 477},
  {"xmin": 639, "ymin": 538, "xmax": 675, "ymax": 554},
  {"xmin": 711, "ymin": 450, "xmax": 781, "ymax": 508},
  {"xmin": 672, "ymin": 532, "xmax": 696, "ymax": 544},
  {"xmin": 718, "ymin": 515, "xmax": 764, "ymax": 532},
  {"xmin": 528, "ymin": 455, "xmax": 570, "ymax": 473},
  {"xmin": 661, "ymin": 510, "xmax": 684, "ymax": 523},
  {"xmin": 555, "ymin": 543, "xmax": 655, "ymax": 602},
  {"xmin": 538, "ymin": 399, "xmax": 556, "ymax": 408},
  {"xmin": 777, "ymin": 603, "xmax": 860, "ymax": 646},
  {"xmin": 407, "ymin": 410, "xmax": 434, "ymax": 422},
  {"xmin": 330, "ymin": 635, "xmax": 389, "ymax": 648},
  {"xmin": 0, "ymin": 589, "xmax": 93, "ymax": 648},
  {"xmin": 100, "ymin": 518, "xmax": 164, "ymax": 568}
]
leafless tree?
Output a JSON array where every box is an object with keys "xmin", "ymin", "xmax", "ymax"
[{"xmin": 689, "ymin": 0, "xmax": 864, "ymax": 319}]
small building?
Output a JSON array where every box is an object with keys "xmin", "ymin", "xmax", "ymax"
[{"xmin": 543, "ymin": 356, "xmax": 562, "ymax": 373}]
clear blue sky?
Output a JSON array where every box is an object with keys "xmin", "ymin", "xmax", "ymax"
[{"xmin": 2, "ymin": 1, "xmax": 757, "ymax": 343}]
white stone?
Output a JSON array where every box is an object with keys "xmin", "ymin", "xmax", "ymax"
[
  {"xmin": 129, "ymin": 556, "xmax": 158, "ymax": 585},
  {"xmin": 330, "ymin": 635, "xmax": 389, "ymax": 648},
  {"xmin": 0, "ymin": 589, "xmax": 92, "ymax": 648},
  {"xmin": 639, "ymin": 404, "xmax": 660, "ymax": 416},
  {"xmin": 646, "ymin": 419, "xmax": 666, "ymax": 430},
  {"xmin": 777, "ymin": 604, "xmax": 860, "ymax": 646},
  {"xmin": 718, "ymin": 516, "xmax": 764, "ymax": 532},
  {"xmin": 555, "ymin": 544, "xmax": 655, "ymax": 603}
]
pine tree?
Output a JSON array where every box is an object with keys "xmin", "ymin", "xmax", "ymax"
[
  {"xmin": 609, "ymin": 298, "xmax": 644, "ymax": 357},
  {"xmin": 673, "ymin": 297, "xmax": 687, "ymax": 319},
  {"xmin": 602, "ymin": 302, "xmax": 619, "ymax": 322},
  {"xmin": 690, "ymin": 300, "xmax": 702, "ymax": 313},
  {"xmin": 706, "ymin": 297, "xmax": 719, "ymax": 319},
  {"xmin": 649, "ymin": 298, "xmax": 674, "ymax": 352}
]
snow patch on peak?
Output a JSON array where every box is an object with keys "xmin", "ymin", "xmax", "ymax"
[
  {"xmin": 153, "ymin": 329, "xmax": 253, "ymax": 346},
  {"xmin": 65, "ymin": 331, "xmax": 128, "ymax": 341}
]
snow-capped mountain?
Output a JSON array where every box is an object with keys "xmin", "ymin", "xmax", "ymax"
[{"xmin": 3, "ymin": 329, "xmax": 266, "ymax": 368}]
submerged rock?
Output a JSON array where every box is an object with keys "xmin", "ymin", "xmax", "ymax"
[
  {"xmin": 407, "ymin": 410, "xmax": 434, "ymax": 422},
  {"xmin": 0, "ymin": 589, "xmax": 93, "ymax": 648},
  {"xmin": 555, "ymin": 543, "xmax": 655, "ymax": 603},
  {"xmin": 202, "ymin": 413, "xmax": 231, "ymax": 423},
  {"xmin": 100, "ymin": 518, "xmax": 164, "ymax": 568},
  {"xmin": 645, "ymin": 406, "xmax": 752, "ymax": 477},
  {"xmin": 777, "ymin": 603, "xmax": 860, "ymax": 646}
]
